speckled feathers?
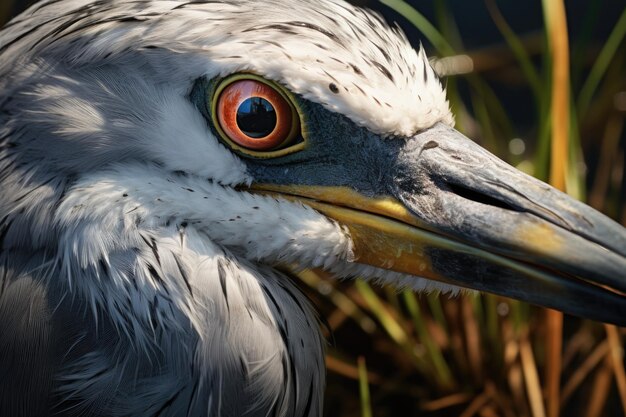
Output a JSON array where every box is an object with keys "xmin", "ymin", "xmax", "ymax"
[
  {"xmin": 0, "ymin": 1, "xmax": 456, "ymax": 415},
  {"xmin": 1, "ymin": 0, "xmax": 453, "ymax": 136}
]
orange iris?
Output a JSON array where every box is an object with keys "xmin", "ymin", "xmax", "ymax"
[{"xmin": 216, "ymin": 79, "xmax": 296, "ymax": 151}]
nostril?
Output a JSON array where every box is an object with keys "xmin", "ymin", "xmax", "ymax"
[
  {"xmin": 417, "ymin": 140, "xmax": 439, "ymax": 157},
  {"xmin": 446, "ymin": 182, "xmax": 518, "ymax": 211}
]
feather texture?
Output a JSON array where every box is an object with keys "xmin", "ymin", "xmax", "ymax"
[{"xmin": 0, "ymin": 0, "xmax": 455, "ymax": 415}]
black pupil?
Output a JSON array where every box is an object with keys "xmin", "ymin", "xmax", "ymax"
[{"xmin": 236, "ymin": 97, "xmax": 277, "ymax": 138}]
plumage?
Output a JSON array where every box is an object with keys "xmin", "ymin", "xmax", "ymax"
[
  {"xmin": 0, "ymin": 1, "xmax": 454, "ymax": 415},
  {"xmin": 1, "ymin": 0, "xmax": 625, "ymax": 416}
]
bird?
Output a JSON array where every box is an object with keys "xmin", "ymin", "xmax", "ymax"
[{"xmin": 0, "ymin": 0, "xmax": 625, "ymax": 416}]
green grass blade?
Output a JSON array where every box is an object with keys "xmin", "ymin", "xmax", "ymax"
[
  {"xmin": 402, "ymin": 290, "xmax": 455, "ymax": 388},
  {"xmin": 434, "ymin": 0, "xmax": 464, "ymax": 50},
  {"xmin": 297, "ymin": 270, "xmax": 376, "ymax": 334},
  {"xmin": 378, "ymin": 0, "xmax": 455, "ymax": 55},
  {"xmin": 485, "ymin": 0, "xmax": 542, "ymax": 101},
  {"xmin": 427, "ymin": 293, "xmax": 449, "ymax": 333},
  {"xmin": 358, "ymin": 356, "xmax": 373, "ymax": 417},
  {"xmin": 577, "ymin": 8, "xmax": 626, "ymax": 116},
  {"xmin": 566, "ymin": 101, "xmax": 584, "ymax": 201},
  {"xmin": 355, "ymin": 280, "xmax": 441, "ymax": 382}
]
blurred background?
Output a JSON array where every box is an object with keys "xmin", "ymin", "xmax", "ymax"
[{"xmin": 2, "ymin": 1, "xmax": 625, "ymax": 416}]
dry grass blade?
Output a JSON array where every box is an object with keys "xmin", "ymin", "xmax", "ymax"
[
  {"xmin": 479, "ymin": 406, "xmax": 500, "ymax": 417},
  {"xmin": 508, "ymin": 362, "xmax": 530, "ymax": 417},
  {"xmin": 544, "ymin": 310, "xmax": 563, "ymax": 417},
  {"xmin": 543, "ymin": 0, "xmax": 570, "ymax": 192},
  {"xmin": 326, "ymin": 354, "xmax": 382, "ymax": 384},
  {"xmin": 462, "ymin": 297, "xmax": 483, "ymax": 383},
  {"xmin": 542, "ymin": 0, "xmax": 571, "ymax": 415},
  {"xmin": 459, "ymin": 391, "xmax": 491, "ymax": 417},
  {"xmin": 520, "ymin": 335, "xmax": 546, "ymax": 417},
  {"xmin": 503, "ymin": 320, "xmax": 530, "ymax": 417},
  {"xmin": 562, "ymin": 325, "xmax": 598, "ymax": 369},
  {"xmin": 585, "ymin": 357, "xmax": 613, "ymax": 417},
  {"xmin": 560, "ymin": 341, "xmax": 609, "ymax": 406},
  {"xmin": 589, "ymin": 115, "xmax": 624, "ymax": 212},
  {"xmin": 421, "ymin": 393, "xmax": 473, "ymax": 412},
  {"xmin": 489, "ymin": 385, "xmax": 519, "ymax": 417},
  {"xmin": 605, "ymin": 324, "xmax": 626, "ymax": 415}
]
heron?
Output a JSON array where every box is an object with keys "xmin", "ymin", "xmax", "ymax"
[{"xmin": 0, "ymin": 0, "xmax": 625, "ymax": 415}]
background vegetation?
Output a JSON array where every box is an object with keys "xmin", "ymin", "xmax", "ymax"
[{"xmin": 2, "ymin": 1, "xmax": 625, "ymax": 416}]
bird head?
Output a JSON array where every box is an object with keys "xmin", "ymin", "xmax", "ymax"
[{"xmin": 1, "ymin": 0, "xmax": 625, "ymax": 331}]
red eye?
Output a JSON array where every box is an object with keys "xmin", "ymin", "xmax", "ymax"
[{"xmin": 216, "ymin": 79, "xmax": 298, "ymax": 151}]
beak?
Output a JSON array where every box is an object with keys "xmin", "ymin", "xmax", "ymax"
[{"xmin": 253, "ymin": 123, "xmax": 626, "ymax": 326}]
